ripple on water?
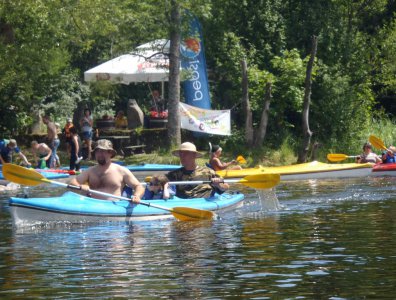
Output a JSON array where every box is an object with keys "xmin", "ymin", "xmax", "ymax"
[
  {"xmin": 236, "ymin": 272, "xmax": 302, "ymax": 279},
  {"xmin": 0, "ymin": 177, "xmax": 396, "ymax": 298}
]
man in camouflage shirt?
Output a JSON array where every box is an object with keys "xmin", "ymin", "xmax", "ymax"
[{"xmin": 166, "ymin": 142, "xmax": 229, "ymax": 198}]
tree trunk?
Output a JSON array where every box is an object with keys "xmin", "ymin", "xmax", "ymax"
[
  {"xmin": 297, "ymin": 35, "xmax": 317, "ymax": 163},
  {"xmin": 30, "ymin": 109, "xmax": 42, "ymax": 134},
  {"xmin": 254, "ymin": 82, "xmax": 272, "ymax": 147},
  {"xmin": 167, "ymin": 0, "xmax": 181, "ymax": 149},
  {"xmin": 74, "ymin": 102, "xmax": 87, "ymax": 132},
  {"xmin": 241, "ymin": 59, "xmax": 254, "ymax": 146},
  {"xmin": 310, "ymin": 141, "xmax": 321, "ymax": 161}
]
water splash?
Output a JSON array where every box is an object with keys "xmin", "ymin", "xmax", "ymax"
[{"xmin": 256, "ymin": 188, "xmax": 280, "ymax": 211}]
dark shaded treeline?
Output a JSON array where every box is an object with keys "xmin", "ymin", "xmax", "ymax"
[{"xmin": 0, "ymin": 1, "xmax": 395, "ymax": 159}]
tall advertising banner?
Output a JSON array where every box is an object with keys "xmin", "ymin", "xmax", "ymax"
[{"xmin": 180, "ymin": 12, "xmax": 211, "ymax": 109}]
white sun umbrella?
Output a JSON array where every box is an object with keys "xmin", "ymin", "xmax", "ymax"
[{"xmin": 84, "ymin": 39, "xmax": 171, "ymax": 84}]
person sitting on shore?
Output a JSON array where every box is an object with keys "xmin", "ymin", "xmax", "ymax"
[
  {"xmin": 356, "ymin": 142, "xmax": 381, "ymax": 164},
  {"xmin": 69, "ymin": 139, "xmax": 144, "ymax": 202},
  {"xmin": 208, "ymin": 144, "xmax": 242, "ymax": 171},
  {"xmin": 143, "ymin": 174, "xmax": 174, "ymax": 200},
  {"xmin": 166, "ymin": 142, "xmax": 229, "ymax": 199},
  {"xmin": 381, "ymin": 145, "xmax": 396, "ymax": 163},
  {"xmin": 31, "ymin": 141, "xmax": 52, "ymax": 169},
  {"xmin": 0, "ymin": 139, "xmax": 30, "ymax": 167}
]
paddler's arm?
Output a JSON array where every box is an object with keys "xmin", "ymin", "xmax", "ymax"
[
  {"xmin": 211, "ymin": 157, "xmax": 235, "ymax": 171},
  {"xmin": 210, "ymin": 174, "xmax": 229, "ymax": 194},
  {"xmin": 124, "ymin": 169, "xmax": 144, "ymax": 203},
  {"xmin": 69, "ymin": 169, "xmax": 90, "ymax": 193}
]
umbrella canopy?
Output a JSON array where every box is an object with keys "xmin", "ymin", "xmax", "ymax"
[{"xmin": 84, "ymin": 39, "xmax": 172, "ymax": 84}]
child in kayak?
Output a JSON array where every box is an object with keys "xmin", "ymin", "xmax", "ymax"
[
  {"xmin": 381, "ymin": 146, "xmax": 396, "ymax": 163},
  {"xmin": 143, "ymin": 174, "xmax": 174, "ymax": 200}
]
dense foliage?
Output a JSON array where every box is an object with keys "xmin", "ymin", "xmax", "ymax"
[{"xmin": 1, "ymin": 0, "xmax": 395, "ymax": 156}]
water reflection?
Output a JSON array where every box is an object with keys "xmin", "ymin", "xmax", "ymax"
[{"xmin": 0, "ymin": 176, "xmax": 396, "ymax": 298}]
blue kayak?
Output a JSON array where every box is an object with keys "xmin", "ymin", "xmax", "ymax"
[
  {"xmin": 0, "ymin": 170, "xmax": 69, "ymax": 180},
  {"xmin": 9, "ymin": 191, "xmax": 244, "ymax": 226},
  {"xmin": 126, "ymin": 163, "xmax": 181, "ymax": 172}
]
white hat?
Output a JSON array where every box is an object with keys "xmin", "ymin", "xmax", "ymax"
[
  {"xmin": 8, "ymin": 139, "xmax": 17, "ymax": 147},
  {"xmin": 172, "ymin": 142, "xmax": 202, "ymax": 158}
]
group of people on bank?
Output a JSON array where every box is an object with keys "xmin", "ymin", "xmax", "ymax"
[
  {"xmin": 30, "ymin": 112, "xmax": 92, "ymax": 171},
  {"xmin": 0, "ymin": 97, "xmax": 161, "ymax": 173},
  {"xmin": 0, "ymin": 89, "xmax": 169, "ymax": 171},
  {"xmin": 0, "ymin": 110, "xmax": 95, "ymax": 171},
  {"xmin": 0, "ymin": 115, "xmax": 62, "ymax": 169}
]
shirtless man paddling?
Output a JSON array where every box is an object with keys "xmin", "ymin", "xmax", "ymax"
[{"xmin": 69, "ymin": 139, "xmax": 144, "ymax": 202}]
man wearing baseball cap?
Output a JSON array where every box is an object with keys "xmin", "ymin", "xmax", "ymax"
[
  {"xmin": 69, "ymin": 139, "xmax": 144, "ymax": 202},
  {"xmin": 166, "ymin": 142, "xmax": 229, "ymax": 198}
]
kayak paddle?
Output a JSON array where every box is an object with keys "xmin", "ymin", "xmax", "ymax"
[
  {"xmin": 369, "ymin": 135, "xmax": 388, "ymax": 151},
  {"xmin": 327, "ymin": 153, "xmax": 359, "ymax": 162},
  {"xmin": 2, "ymin": 164, "xmax": 214, "ymax": 221},
  {"xmin": 145, "ymin": 173, "xmax": 280, "ymax": 190}
]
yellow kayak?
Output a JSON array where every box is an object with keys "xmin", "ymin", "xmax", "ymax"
[{"xmin": 217, "ymin": 161, "xmax": 373, "ymax": 181}]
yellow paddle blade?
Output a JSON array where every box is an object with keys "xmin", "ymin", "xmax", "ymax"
[
  {"xmin": 369, "ymin": 135, "xmax": 387, "ymax": 150},
  {"xmin": 238, "ymin": 174, "xmax": 280, "ymax": 189},
  {"xmin": 236, "ymin": 155, "xmax": 247, "ymax": 164},
  {"xmin": 2, "ymin": 163, "xmax": 50, "ymax": 186},
  {"xmin": 171, "ymin": 207, "xmax": 215, "ymax": 221},
  {"xmin": 327, "ymin": 153, "xmax": 350, "ymax": 162}
]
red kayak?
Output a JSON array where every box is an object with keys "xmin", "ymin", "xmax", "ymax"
[
  {"xmin": 371, "ymin": 163, "xmax": 396, "ymax": 176},
  {"xmin": 35, "ymin": 169, "xmax": 80, "ymax": 175}
]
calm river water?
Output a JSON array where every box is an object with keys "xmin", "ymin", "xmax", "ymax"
[{"xmin": 1, "ymin": 175, "xmax": 396, "ymax": 299}]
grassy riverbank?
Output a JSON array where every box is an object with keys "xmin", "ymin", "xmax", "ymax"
[
  {"xmin": 12, "ymin": 117, "xmax": 395, "ymax": 169},
  {"xmin": 14, "ymin": 145, "xmax": 299, "ymax": 169}
]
